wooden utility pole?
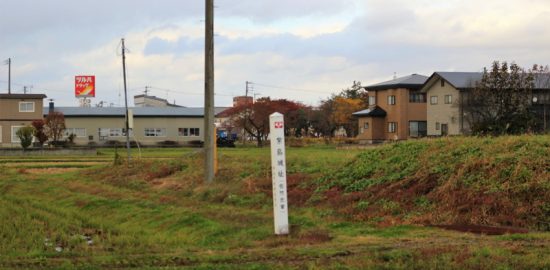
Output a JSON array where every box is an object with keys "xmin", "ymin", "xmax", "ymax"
[
  {"xmin": 121, "ymin": 38, "xmax": 131, "ymax": 164},
  {"xmin": 204, "ymin": 0, "xmax": 215, "ymax": 182}
]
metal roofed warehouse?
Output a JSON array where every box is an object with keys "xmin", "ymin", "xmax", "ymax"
[{"xmin": 44, "ymin": 106, "xmax": 228, "ymax": 146}]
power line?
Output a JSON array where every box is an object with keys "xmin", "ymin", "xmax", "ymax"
[
  {"xmin": 0, "ymin": 79, "xmax": 25, "ymax": 87},
  {"xmin": 133, "ymin": 85, "xmax": 235, "ymax": 97},
  {"xmin": 250, "ymin": 82, "xmax": 334, "ymax": 94}
]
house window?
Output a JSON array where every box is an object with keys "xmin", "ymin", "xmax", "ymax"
[
  {"xmin": 444, "ymin": 95, "xmax": 453, "ymax": 104},
  {"xmin": 64, "ymin": 128, "xmax": 87, "ymax": 138},
  {"xmin": 440, "ymin": 80, "xmax": 445, "ymax": 87},
  {"xmin": 435, "ymin": 122, "xmax": 441, "ymax": 131},
  {"xmin": 178, "ymin": 128, "xmax": 200, "ymax": 137},
  {"xmin": 190, "ymin": 128, "xmax": 200, "ymax": 136},
  {"xmin": 409, "ymin": 93, "xmax": 426, "ymax": 103},
  {"xmin": 387, "ymin": 95, "xmax": 396, "ymax": 105},
  {"xmin": 109, "ymin": 128, "xmax": 123, "ymax": 137},
  {"xmin": 11, "ymin": 126, "xmax": 23, "ymax": 143},
  {"xmin": 178, "ymin": 128, "xmax": 188, "ymax": 136},
  {"xmin": 145, "ymin": 128, "xmax": 166, "ymax": 137},
  {"xmin": 430, "ymin": 96, "xmax": 438, "ymax": 105},
  {"xmin": 98, "ymin": 128, "xmax": 124, "ymax": 139},
  {"xmin": 19, "ymin": 102, "xmax": 35, "ymax": 112},
  {"xmin": 388, "ymin": 122, "xmax": 397, "ymax": 133},
  {"xmin": 368, "ymin": 96, "xmax": 376, "ymax": 106},
  {"xmin": 364, "ymin": 122, "xmax": 369, "ymax": 129},
  {"xmin": 409, "ymin": 121, "xmax": 427, "ymax": 137},
  {"xmin": 98, "ymin": 128, "xmax": 109, "ymax": 141}
]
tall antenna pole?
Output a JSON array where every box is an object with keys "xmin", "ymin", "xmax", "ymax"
[
  {"xmin": 121, "ymin": 38, "xmax": 131, "ymax": 164},
  {"xmin": 204, "ymin": 0, "xmax": 215, "ymax": 182},
  {"xmin": 8, "ymin": 58, "xmax": 11, "ymax": 94}
]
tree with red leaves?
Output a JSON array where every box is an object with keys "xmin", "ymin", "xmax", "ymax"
[
  {"xmin": 31, "ymin": 119, "xmax": 49, "ymax": 147},
  {"xmin": 45, "ymin": 111, "xmax": 66, "ymax": 145},
  {"xmin": 220, "ymin": 97, "xmax": 307, "ymax": 146}
]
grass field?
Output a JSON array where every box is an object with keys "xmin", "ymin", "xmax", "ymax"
[{"xmin": 0, "ymin": 136, "xmax": 549, "ymax": 269}]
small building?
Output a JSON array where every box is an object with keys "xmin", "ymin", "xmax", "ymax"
[
  {"xmin": 353, "ymin": 74, "xmax": 428, "ymax": 143},
  {"xmin": 233, "ymin": 96, "xmax": 253, "ymax": 107},
  {"xmin": 134, "ymin": 94, "xmax": 182, "ymax": 107},
  {"xmin": 0, "ymin": 94, "xmax": 47, "ymax": 147}
]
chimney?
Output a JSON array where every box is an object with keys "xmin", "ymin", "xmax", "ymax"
[{"xmin": 48, "ymin": 99, "xmax": 54, "ymax": 113}]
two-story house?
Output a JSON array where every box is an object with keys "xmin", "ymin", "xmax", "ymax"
[
  {"xmin": 420, "ymin": 72, "xmax": 550, "ymax": 136},
  {"xmin": 0, "ymin": 93, "xmax": 47, "ymax": 147},
  {"xmin": 419, "ymin": 72, "xmax": 482, "ymax": 136},
  {"xmin": 353, "ymin": 74, "xmax": 428, "ymax": 143}
]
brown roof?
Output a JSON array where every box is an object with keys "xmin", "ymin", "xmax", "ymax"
[{"xmin": 0, "ymin": 94, "xmax": 47, "ymax": 99}]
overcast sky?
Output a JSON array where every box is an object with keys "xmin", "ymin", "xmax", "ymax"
[{"xmin": 1, "ymin": 0, "xmax": 549, "ymax": 107}]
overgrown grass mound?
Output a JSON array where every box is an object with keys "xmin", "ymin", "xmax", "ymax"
[{"xmin": 318, "ymin": 135, "xmax": 550, "ymax": 230}]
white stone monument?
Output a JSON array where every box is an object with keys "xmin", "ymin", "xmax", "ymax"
[{"xmin": 270, "ymin": 112, "xmax": 289, "ymax": 235}]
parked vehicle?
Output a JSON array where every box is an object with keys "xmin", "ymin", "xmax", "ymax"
[{"xmin": 217, "ymin": 137, "xmax": 236, "ymax": 148}]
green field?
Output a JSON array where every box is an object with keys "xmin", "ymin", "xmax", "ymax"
[{"xmin": 0, "ymin": 136, "xmax": 549, "ymax": 269}]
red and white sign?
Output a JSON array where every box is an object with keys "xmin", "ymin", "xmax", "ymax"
[
  {"xmin": 274, "ymin": 121, "xmax": 284, "ymax": 129},
  {"xmin": 75, "ymin": 75, "xmax": 95, "ymax": 98}
]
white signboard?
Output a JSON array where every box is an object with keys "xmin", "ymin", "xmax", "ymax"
[{"xmin": 270, "ymin": 112, "xmax": 289, "ymax": 235}]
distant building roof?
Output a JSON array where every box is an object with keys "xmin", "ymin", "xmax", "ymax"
[
  {"xmin": 534, "ymin": 74, "xmax": 550, "ymax": 89},
  {"xmin": 134, "ymin": 94, "xmax": 183, "ymax": 107},
  {"xmin": 352, "ymin": 106, "xmax": 387, "ymax": 117},
  {"xmin": 422, "ymin": 72, "xmax": 550, "ymax": 92},
  {"xmin": 0, "ymin": 93, "xmax": 47, "ymax": 99},
  {"xmin": 365, "ymin": 74, "xmax": 429, "ymax": 91},
  {"xmin": 433, "ymin": 72, "xmax": 482, "ymax": 89}
]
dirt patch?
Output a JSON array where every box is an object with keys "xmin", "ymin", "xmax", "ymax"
[
  {"xmin": 253, "ymin": 173, "xmax": 315, "ymax": 207},
  {"xmin": 297, "ymin": 230, "xmax": 333, "ymax": 244},
  {"xmin": 5, "ymin": 162, "xmax": 104, "ymax": 167},
  {"xmin": 151, "ymin": 178, "xmax": 183, "ymax": 191},
  {"xmin": 433, "ymin": 225, "xmax": 529, "ymax": 235},
  {"xmin": 321, "ymin": 172, "xmax": 548, "ymax": 230},
  {"xmin": 25, "ymin": 168, "xmax": 80, "ymax": 174}
]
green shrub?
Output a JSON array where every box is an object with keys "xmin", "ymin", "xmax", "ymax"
[{"xmin": 16, "ymin": 126, "xmax": 35, "ymax": 149}]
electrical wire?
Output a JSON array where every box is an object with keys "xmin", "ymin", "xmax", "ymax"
[
  {"xmin": 138, "ymin": 85, "xmax": 236, "ymax": 97},
  {"xmin": 250, "ymin": 82, "xmax": 335, "ymax": 94}
]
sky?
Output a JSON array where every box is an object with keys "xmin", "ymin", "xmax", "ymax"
[{"xmin": 1, "ymin": 0, "xmax": 549, "ymax": 107}]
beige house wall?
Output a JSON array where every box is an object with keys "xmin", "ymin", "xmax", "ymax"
[
  {"xmin": 64, "ymin": 117, "xmax": 205, "ymax": 145},
  {"xmin": 0, "ymin": 120, "xmax": 37, "ymax": 147},
  {"xmin": 426, "ymin": 79, "xmax": 461, "ymax": 136},
  {"xmin": 0, "ymin": 98, "xmax": 44, "ymax": 147},
  {"xmin": 0, "ymin": 98, "xmax": 44, "ymax": 120}
]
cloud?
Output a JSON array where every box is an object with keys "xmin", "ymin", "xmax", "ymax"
[
  {"xmin": 216, "ymin": 0, "xmax": 358, "ymax": 23},
  {"xmin": 2, "ymin": 0, "xmax": 550, "ymax": 108}
]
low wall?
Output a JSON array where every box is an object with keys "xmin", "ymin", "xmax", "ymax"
[{"xmin": 0, "ymin": 148, "xmax": 98, "ymax": 156}]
